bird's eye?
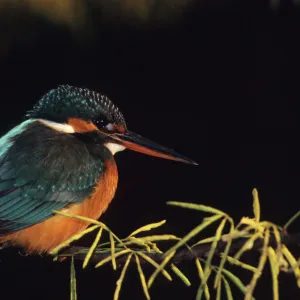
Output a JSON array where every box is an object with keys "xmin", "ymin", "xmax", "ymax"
[
  {"xmin": 94, "ymin": 119, "xmax": 115, "ymax": 131},
  {"xmin": 94, "ymin": 119, "xmax": 108, "ymax": 128}
]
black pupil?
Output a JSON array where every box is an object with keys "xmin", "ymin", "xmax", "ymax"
[{"xmin": 95, "ymin": 119, "xmax": 108, "ymax": 128}]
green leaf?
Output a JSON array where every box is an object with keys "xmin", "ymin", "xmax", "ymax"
[
  {"xmin": 252, "ymin": 188, "xmax": 260, "ymax": 223},
  {"xmin": 225, "ymin": 255, "xmax": 258, "ymax": 273},
  {"xmin": 70, "ymin": 256, "xmax": 77, "ymax": 300},
  {"xmin": 165, "ymin": 214, "xmax": 223, "ymax": 257},
  {"xmin": 197, "ymin": 218, "xmax": 227, "ymax": 300},
  {"xmin": 282, "ymin": 245, "xmax": 300, "ymax": 287},
  {"xmin": 131, "ymin": 235, "xmax": 179, "ymax": 243},
  {"xmin": 271, "ymin": 225, "xmax": 281, "ymax": 249},
  {"xmin": 222, "ymin": 276, "xmax": 233, "ymax": 300},
  {"xmin": 192, "ymin": 236, "xmax": 217, "ymax": 246},
  {"xmin": 216, "ymin": 275, "xmax": 222, "ymax": 300},
  {"xmin": 205, "ymin": 218, "xmax": 226, "ymax": 269},
  {"xmin": 214, "ymin": 221, "xmax": 234, "ymax": 288},
  {"xmin": 268, "ymin": 247, "xmax": 279, "ymax": 300},
  {"xmin": 50, "ymin": 225, "xmax": 100, "ymax": 255},
  {"xmin": 123, "ymin": 237, "xmax": 150, "ymax": 249},
  {"xmin": 234, "ymin": 232, "xmax": 261, "ymax": 260},
  {"xmin": 245, "ymin": 229, "xmax": 269, "ymax": 300},
  {"xmin": 134, "ymin": 255, "xmax": 151, "ymax": 300},
  {"xmin": 148, "ymin": 250, "xmax": 175, "ymax": 288},
  {"xmin": 283, "ymin": 210, "xmax": 300, "ymax": 231},
  {"xmin": 95, "ymin": 249, "xmax": 131, "ymax": 268},
  {"xmin": 53, "ymin": 210, "xmax": 104, "ymax": 226},
  {"xmin": 195, "ymin": 259, "xmax": 210, "ymax": 300},
  {"xmin": 137, "ymin": 252, "xmax": 172, "ymax": 281},
  {"xmin": 83, "ymin": 227, "xmax": 103, "ymax": 268},
  {"xmin": 222, "ymin": 269, "xmax": 254, "ymax": 299},
  {"xmin": 195, "ymin": 267, "xmax": 212, "ymax": 300},
  {"xmin": 170, "ymin": 264, "xmax": 191, "ymax": 286},
  {"xmin": 114, "ymin": 254, "xmax": 132, "ymax": 300},
  {"xmin": 167, "ymin": 201, "xmax": 226, "ymax": 215},
  {"xmin": 110, "ymin": 232, "xmax": 117, "ymax": 270},
  {"xmin": 129, "ymin": 220, "xmax": 166, "ymax": 237}
]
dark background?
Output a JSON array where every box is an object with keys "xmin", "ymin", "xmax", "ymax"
[{"xmin": 0, "ymin": 1, "xmax": 300, "ymax": 299}]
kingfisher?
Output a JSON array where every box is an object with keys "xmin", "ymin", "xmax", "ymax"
[{"xmin": 0, "ymin": 85, "xmax": 196, "ymax": 254}]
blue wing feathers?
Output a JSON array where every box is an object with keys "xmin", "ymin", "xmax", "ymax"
[
  {"xmin": 0, "ymin": 161, "xmax": 14, "ymax": 180},
  {"xmin": 0, "ymin": 191, "xmax": 22, "ymax": 211},
  {"xmin": 0, "ymin": 198, "xmax": 41, "ymax": 219},
  {"xmin": 18, "ymin": 201, "xmax": 62, "ymax": 225},
  {"xmin": 0, "ymin": 120, "xmax": 105, "ymax": 233}
]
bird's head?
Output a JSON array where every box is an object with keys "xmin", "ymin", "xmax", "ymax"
[{"xmin": 27, "ymin": 85, "xmax": 196, "ymax": 165}]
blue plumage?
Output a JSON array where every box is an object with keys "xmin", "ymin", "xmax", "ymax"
[{"xmin": 0, "ymin": 119, "xmax": 107, "ymax": 234}]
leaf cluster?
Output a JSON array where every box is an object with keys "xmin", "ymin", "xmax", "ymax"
[{"xmin": 51, "ymin": 189, "xmax": 300, "ymax": 300}]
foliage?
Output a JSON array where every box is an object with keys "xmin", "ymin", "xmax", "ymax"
[
  {"xmin": 0, "ymin": 0, "xmax": 194, "ymax": 27},
  {"xmin": 51, "ymin": 189, "xmax": 300, "ymax": 300},
  {"xmin": 1, "ymin": 0, "xmax": 298, "ymax": 31}
]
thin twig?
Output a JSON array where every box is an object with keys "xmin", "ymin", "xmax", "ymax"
[{"xmin": 59, "ymin": 232, "xmax": 300, "ymax": 266}]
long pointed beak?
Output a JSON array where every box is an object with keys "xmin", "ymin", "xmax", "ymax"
[{"xmin": 111, "ymin": 130, "xmax": 197, "ymax": 165}]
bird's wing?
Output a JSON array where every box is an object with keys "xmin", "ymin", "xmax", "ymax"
[{"xmin": 0, "ymin": 120, "xmax": 105, "ymax": 234}]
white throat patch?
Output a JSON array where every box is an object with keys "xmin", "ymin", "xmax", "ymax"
[
  {"xmin": 104, "ymin": 143, "xmax": 126, "ymax": 155},
  {"xmin": 38, "ymin": 119, "xmax": 75, "ymax": 133}
]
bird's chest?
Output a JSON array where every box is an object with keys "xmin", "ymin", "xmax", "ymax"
[
  {"xmin": 2, "ymin": 158, "xmax": 118, "ymax": 254},
  {"xmin": 64, "ymin": 158, "xmax": 118, "ymax": 219}
]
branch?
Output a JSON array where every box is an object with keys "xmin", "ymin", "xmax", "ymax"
[{"xmin": 60, "ymin": 232, "xmax": 300, "ymax": 266}]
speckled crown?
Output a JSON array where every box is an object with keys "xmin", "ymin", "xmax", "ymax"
[{"xmin": 26, "ymin": 85, "xmax": 126, "ymax": 128}]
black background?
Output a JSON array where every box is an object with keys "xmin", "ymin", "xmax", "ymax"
[{"xmin": 0, "ymin": 1, "xmax": 300, "ymax": 299}]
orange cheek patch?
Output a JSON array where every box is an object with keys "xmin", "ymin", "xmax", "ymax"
[
  {"xmin": 115, "ymin": 124, "xmax": 126, "ymax": 133},
  {"xmin": 68, "ymin": 118, "xmax": 98, "ymax": 133}
]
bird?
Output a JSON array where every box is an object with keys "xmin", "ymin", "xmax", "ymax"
[{"xmin": 0, "ymin": 85, "xmax": 196, "ymax": 254}]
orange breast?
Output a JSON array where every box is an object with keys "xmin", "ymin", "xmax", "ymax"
[{"xmin": 0, "ymin": 159, "xmax": 118, "ymax": 254}]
